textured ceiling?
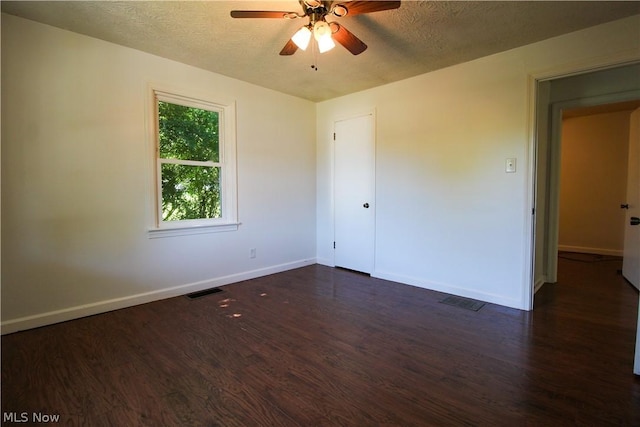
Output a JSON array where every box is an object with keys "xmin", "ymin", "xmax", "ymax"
[{"xmin": 2, "ymin": 1, "xmax": 640, "ymax": 102}]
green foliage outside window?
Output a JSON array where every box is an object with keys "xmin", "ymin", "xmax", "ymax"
[{"xmin": 158, "ymin": 101, "xmax": 222, "ymax": 221}]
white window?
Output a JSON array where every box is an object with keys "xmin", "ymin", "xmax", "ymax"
[{"xmin": 149, "ymin": 89, "xmax": 237, "ymax": 237}]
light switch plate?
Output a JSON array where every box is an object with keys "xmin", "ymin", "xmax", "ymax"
[{"xmin": 505, "ymin": 158, "xmax": 516, "ymax": 173}]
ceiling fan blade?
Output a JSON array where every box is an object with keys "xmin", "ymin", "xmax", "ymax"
[
  {"xmin": 338, "ymin": 1, "xmax": 400, "ymax": 16},
  {"xmin": 330, "ymin": 23, "xmax": 367, "ymax": 55},
  {"xmin": 280, "ymin": 39, "xmax": 299, "ymax": 56},
  {"xmin": 230, "ymin": 10, "xmax": 297, "ymax": 19}
]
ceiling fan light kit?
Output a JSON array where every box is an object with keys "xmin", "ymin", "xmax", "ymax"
[
  {"xmin": 230, "ymin": 0, "xmax": 401, "ymax": 62},
  {"xmin": 292, "ymin": 26, "xmax": 312, "ymax": 50},
  {"xmin": 332, "ymin": 4, "xmax": 349, "ymax": 17},
  {"xmin": 313, "ymin": 21, "xmax": 336, "ymax": 53},
  {"xmin": 303, "ymin": 0, "xmax": 324, "ymax": 8}
]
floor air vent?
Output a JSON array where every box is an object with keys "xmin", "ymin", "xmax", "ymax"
[
  {"xmin": 439, "ymin": 295, "xmax": 486, "ymax": 311},
  {"xmin": 186, "ymin": 288, "xmax": 223, "ymax": 299}
]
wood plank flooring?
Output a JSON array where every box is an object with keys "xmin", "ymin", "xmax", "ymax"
[{"xmin": 2, "ymin": 255, "xmax": 639, "ymax": 426}]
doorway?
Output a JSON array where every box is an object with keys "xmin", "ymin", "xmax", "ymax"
[
  {"xmin": 557, "ymin": 101, "xmax": 639, "ymax": 261},
  {"xmin": 533, "ymin": 63, "xmax": 640, "ymax": 292}
]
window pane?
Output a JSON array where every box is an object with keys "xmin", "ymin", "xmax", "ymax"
[
  {"xmin": 158, "ymin": 101, "xmax": 219, "ymax": 162},
  {"xmin": 161, "ymin": 164, "xmax": 221, "ymax": 221}
]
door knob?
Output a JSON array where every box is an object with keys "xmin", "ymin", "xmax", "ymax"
[
  {"xmin": 631, "ymin": 217, "xmax": 640, "ymax": 226},
  {"xmin": 621, "ymin": 204, "xmax": 629, "ymax": 209},
  {"xmin": 363, "ymin": 203, "xmax": 370, "ymax": 208}
]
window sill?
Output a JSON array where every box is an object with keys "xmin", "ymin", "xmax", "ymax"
[{"xmin": 148, "ymin": 223, "xmax": 240, "ymax": 239}]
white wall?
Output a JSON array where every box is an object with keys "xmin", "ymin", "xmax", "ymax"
[
  {"xmin": 316, "ymin": 15, "xmax": 640, "ymax": 309},
  {"xmin": 1, "ymin": 14, "xmax": 317, "ymax": 333}
]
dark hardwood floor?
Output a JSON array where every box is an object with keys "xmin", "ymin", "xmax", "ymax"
[{"xmin": 2, "ymin": 255, "xmax": 639, "ymax": 426}]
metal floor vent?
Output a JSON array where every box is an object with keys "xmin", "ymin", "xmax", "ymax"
[
  {"xmin": 186, "ymin": 288, "xmax": 223, "ymax": 299},
  {"xmin": 439, "ymin": 295, "xmax": 486, "ymax": 311}
]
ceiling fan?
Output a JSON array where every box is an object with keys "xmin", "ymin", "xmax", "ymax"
[{"xmin": 230, "ymin": 1, "xmax": 401, "ymax": 56}]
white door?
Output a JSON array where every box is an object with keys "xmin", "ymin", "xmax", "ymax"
[
  {"xmin": 627, "ymin": 108, "xmax": 640, "ymax": 375},
  {"xmin": 334, "ymin": 113, "xmax": 375, "ymax": 274},
  {"xmin": 623, "ymin": 108, "xmax": 640, "ymax": 290}
]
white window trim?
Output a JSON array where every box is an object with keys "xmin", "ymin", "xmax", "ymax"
[{"xmin": 147, "ymin": 86, "xmax": 238, "ymax": 238}]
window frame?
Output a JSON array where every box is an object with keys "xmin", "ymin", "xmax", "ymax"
[{"xmin": 148, "ymin": 87, "xmax": 238, "ymax": 238}]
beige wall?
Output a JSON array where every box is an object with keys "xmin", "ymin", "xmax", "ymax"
[{"xmin": 559, "ymin": 111, "xmax": 632, "ymax": 255}]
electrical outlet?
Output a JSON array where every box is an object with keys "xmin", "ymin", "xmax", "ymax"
[
  {"xmin": 505, "ymin": 158, "xmax": 516, "ymax": 173},
  {"xmin": 250, "ymin": 248, "xmax": 256, "ymax": 259}
]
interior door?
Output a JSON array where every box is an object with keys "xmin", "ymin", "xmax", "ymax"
[
  {"xmin": 627, "ymin": 108, "xmax": 640, "ymax": 376},
  {"xmin": 334, "ymin": 113, "xmax": 375, "ymax": 274},
  {"xmin": 623, "ymin": 108, "xmax": 640, "ymax": 291}
]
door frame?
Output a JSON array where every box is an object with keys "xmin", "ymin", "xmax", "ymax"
[
  {"xmin": 332, "ymin": 109, "xmax": 377, "ymax": 271},
  {"xmin": 525, "ymin": 58, "xmax": 640, "ymax": 311},
  {"xmin": 544, "ymin": 90, "xmax": 640, "ymax": 283}
]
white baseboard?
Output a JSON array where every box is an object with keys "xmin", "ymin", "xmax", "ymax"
[
  {"xmin": 316, "ymin": 257, "xmax": 334, "ymax": 267},
  {"xmin": 558, "ymin": 245, "xmax": 623, "ymax": 257},
  {"xmin": 371, "ymin": 269, "xmax": 523, "ymax": 310},
  {"xmin": 534, "ymin": 276, "xmax": 547, "ymax": 293},
  {"xmin": 1, "ymin": 258, "xmax": 316, "ymax": 335}
]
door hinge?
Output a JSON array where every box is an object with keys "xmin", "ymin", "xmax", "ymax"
[
  {"xmin": 333, "ymin": 133, "xmax": 336, "ymax": 141},
  {"xmin": 333, "ymin": 241, "xmax": 336, "ymax": 249}
]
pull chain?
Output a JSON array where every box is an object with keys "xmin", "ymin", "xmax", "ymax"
[{"xmin": 310, "ymin": 38, "xmax": 319, "ymax": 71}]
